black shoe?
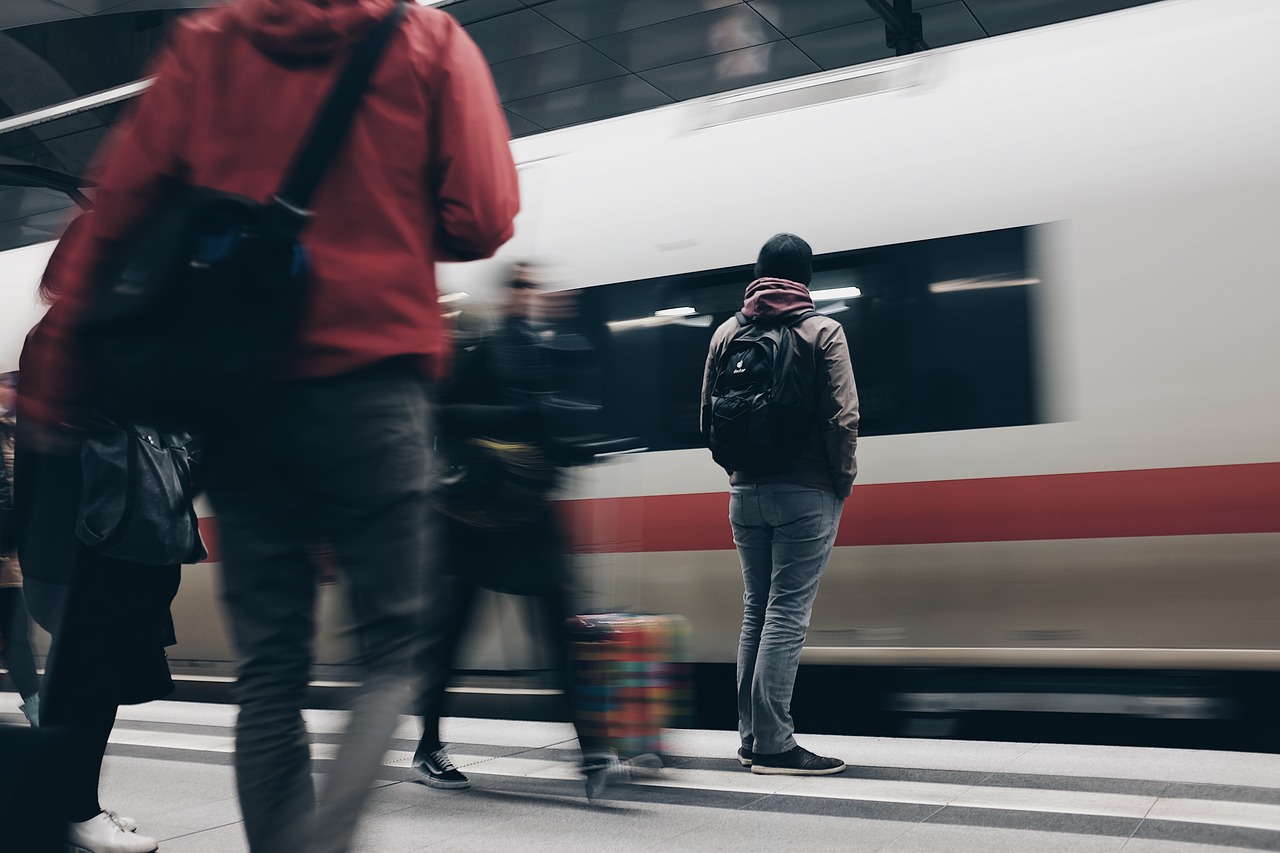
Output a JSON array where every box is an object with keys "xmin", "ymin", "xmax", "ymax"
[
  {"xmin": 750, "ymin": 745, "xmax": 845, "ymax": 776},
  {"xmin": 737, "ymin": 747, "xmax": 754, "ymax": 767},
  {"xmin": 412, "ymin": 748, "xmax": 470, "ymax": 789}
]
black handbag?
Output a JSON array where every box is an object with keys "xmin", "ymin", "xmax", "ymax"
[
  {"xmin": 77, "ymin": 2, "xmax": 407, "ymax": 430},
  {"xmin": 76, "ymin": 422, "xmax": 206, "ymax": 566}
]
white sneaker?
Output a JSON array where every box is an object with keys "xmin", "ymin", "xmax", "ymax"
[
  {"xmin": 103, "ymin": 810, "xmax": 139, "ymax": 833},
  {"xmin": 67, "ymin": 811, "xmax": 157, "ymax": 853}
]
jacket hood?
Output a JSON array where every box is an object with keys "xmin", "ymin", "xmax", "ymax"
[
  {"xmin": 742, "ymin": 277, "xmax": 815, "ymax": 321},
  {"xmin": 233, "ymin": 0, "xmax": 397, "ymax": 59}
]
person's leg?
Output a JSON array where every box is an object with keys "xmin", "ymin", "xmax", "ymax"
[
  {"xmin": 296, "ymin": 367, "xmax": 432, "ymax": 853},
  {"xmin": 415, "ymin": 572, "xmax": 479, "ymax": 764},
  {"xmin": 205, "ymin": 435, "xmax": 318, "ymax": 853},
  {"xmin": 0, "ymin": 587, "xmax": 40, "ymax": 704},
  {"xmin": 728, "ymin": 485, "xmax": 772, "ymax": 756},
  {"xmin": 748, "ymin": 485, "xmax": 841, "ymax": 756},
  {"xmin": 29, "ymin": 560, "xmax": 108, "ymax": 822},
  {"xmin": 59, "ymin": 701, "xmax": 118, "ymax": 823},
  {"xmin": 532, "ymin": 560, "xmax": 595, "ymax": 755},
  {"xmin": 36, "ymin": 598, "xmax": 118, "ymax": 823}
]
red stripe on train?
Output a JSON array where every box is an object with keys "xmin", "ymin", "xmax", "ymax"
[
  {"xmin": 196, "ymin": 462, "xmax": 1280, "ymax": 562},
  {"xmin": 559, "ymin": 462, "xmax": 1280, "ymax": 553}
]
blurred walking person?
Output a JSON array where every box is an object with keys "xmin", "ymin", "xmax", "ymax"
[
  {"xmin": 417, "ymin": 269, "xmax": 625, "ymax": 797},
  {"xmin": 15, "ymin": 1, "xmax": 519, "ymax": 851},
  {"xmin": 0, "ymin": 374, "xmax": 40, "ymax": 728},
  {"xmin": 702, "ymin": 234, "xmax": 858, "ymax": 775}
]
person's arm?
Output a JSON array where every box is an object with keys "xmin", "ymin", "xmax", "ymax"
[
  {"xmin": 815, "ymin": 322, "xmax": 859, "ymax": 498},
  {"xmin": 700, "ymin": 324, "xmax": 727, "ymax": 446},
  {"xmin": 426, "ymin": 16, "xmax": 520, "ymax": 262}
]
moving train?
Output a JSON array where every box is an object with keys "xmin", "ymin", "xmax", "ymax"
[{"xmin": 3, "ymin": 0, "xmax": 1278, "ymax": 732}]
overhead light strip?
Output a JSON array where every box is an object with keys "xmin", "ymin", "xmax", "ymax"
[
  {"xmin": 0, "ymin": 2, "xmax": 449, "ymax": 138},
  {"xmin": 0, "ymin": 78, "xmax": 154, "ymax": 136}
]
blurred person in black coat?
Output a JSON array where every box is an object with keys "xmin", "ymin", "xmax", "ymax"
[
  {"xmin": 12, "ymin": 249, "xmax": 180, "ymax": 853},
  {"xmin": 412, "ymin": 265, "xmax": 620, "ymax": 796}
]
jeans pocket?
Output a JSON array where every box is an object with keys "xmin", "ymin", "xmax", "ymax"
[
  {"xmin": 769, "ymin": 487, "xmax": 833, "ymax": 540},
  {"xmin": 729, "ymin": 488, "xmax": 746, "ymax": 526}
]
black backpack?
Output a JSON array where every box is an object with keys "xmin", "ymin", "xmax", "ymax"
[
  {"xmin": 707, "ymin": 310, "xmax": 820, "ymax": 474},
  {"xmin": 76, "ymin": 2, "xmax": 406, "ymax": 430}
]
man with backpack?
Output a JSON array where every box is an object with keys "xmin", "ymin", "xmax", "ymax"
[{"xmin": 701, "ymin": 233, "xmax": 859, "ymax": 776}]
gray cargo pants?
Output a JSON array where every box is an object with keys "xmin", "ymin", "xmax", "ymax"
[{"xmin": 204, "ymin": 360, "xmax": 433, "ymax": 853}]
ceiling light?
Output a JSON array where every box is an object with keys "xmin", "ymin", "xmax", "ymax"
[
  {"xmin": 654, "ymin": 306, "xmax": 696, "ymax": 317},
  {"xmin": 811, "ymin": 286, "xmax": 862, "ymax": 301},
  {"xmin": 929, "ymin": 277, "xmax": 1039, "ymax": 294}
]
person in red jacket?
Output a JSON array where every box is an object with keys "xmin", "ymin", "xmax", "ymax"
[{"xmin": 18, "ymin": 1, "xmax": 518, "ymax": 852}]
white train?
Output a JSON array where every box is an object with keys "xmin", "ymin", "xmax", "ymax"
[{"xmin": 3, "ymin": 0, "xmax": 1278, "ymax": 727}]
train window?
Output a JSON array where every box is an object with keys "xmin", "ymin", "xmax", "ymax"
[{"xmin": 573, "ymin": 226, "xmax": 1041, "ymax": 450}]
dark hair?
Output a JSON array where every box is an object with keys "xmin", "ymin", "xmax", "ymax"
[
  {"xmin": 754, "ymin": 233, "xmax": 813, "ymax": 285},
  {"xmin": 38, "ymin": 213, "xmax": 92, "ymax": 305}
]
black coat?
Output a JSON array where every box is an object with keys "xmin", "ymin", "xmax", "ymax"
[
  {"xmin": 15, "ymin": 443, "xmax": 180, "ymax": 706},
  {"xmin": 437, "ymin": 317, "xmax": 568, "ymax": 597}
]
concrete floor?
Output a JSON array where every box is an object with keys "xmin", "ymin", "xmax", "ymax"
[{"xmin": 3, "ymin": 695, "xmax": 1279, "ymax": 852}]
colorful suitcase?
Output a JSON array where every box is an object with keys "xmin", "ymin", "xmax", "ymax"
[{"xmin": 566, "ymin": 612, "xmax": 692, "ymax": 762}]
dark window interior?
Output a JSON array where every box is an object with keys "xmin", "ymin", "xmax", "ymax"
[{"xmin": 571, "ymin": 226, "xmax": 1040, "ymax": 451}]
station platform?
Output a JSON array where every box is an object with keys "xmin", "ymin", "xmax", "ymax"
[{"xmin": 3, "ymin": 694, "xmax": 1279, "ymax": 853}]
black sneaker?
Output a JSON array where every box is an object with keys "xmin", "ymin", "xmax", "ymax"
[
  {"xmin": 750, "ymin": 745, "xmax": 845, "ymax": 776},
  {"xmin": 737, "ymin": 747, "xmax": 754, "ymax": 767},
  {"xmin": 412, "ymin": 748, "xmax": 470, "ymax": 789}
]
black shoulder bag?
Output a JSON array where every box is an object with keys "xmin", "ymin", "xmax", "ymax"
[
  {"xmin": 78, "ymin": 1, "xmax": 408, "ymax": 430},
  {"xmin": 76, "ymin": 421, "xmax": 206, "ymax": 566}
]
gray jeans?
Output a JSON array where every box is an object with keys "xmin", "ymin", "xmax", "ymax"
[
  {"xmin": 205, "ymin": 361, "xmax": 432, "ymax": 853},
  {"xmin": 730, "ymin": 483, "xmax": 843, "ymax": 755}
]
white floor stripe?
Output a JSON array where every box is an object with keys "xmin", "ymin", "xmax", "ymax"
[
  {"xmin": 109, "ymin": 729, "xmax": 236, "ymax": 754},
  {"xmin": 1147, "ymin": 798, "xmax": 1280, "ymax": 832},
  {"xmin": 93, "ymin": 725, "xmax": 1280, "ymax": 832}
]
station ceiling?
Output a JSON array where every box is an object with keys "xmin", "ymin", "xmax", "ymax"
[{"xmin": 0, "ymin": 0, "xmax": 1162, "ymax": 250}]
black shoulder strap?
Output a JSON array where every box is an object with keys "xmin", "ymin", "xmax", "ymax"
[
  {"xmin": 273, "ymin": 1, "xmax": 408, "ymax": 222},
  {"xmin": 734, "ymin": 309, "xmax": 820, "ymax": 328},
  {"xmin": 786, "ymin": 309, "xmax": 821, "ymax": 327}
]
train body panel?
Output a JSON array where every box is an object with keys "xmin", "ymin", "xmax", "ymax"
[{"xmin": 583, "ymin": 534, "xmax": 1280, "ymax": 668}]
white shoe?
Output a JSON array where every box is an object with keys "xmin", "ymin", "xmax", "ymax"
[
  {"xmin": 103, "ymin": 810, "xmax": 139, "ymax": 833},
  {"xmin": 67, "ymin": 811, "xmax": 157, "ymax": 853}
]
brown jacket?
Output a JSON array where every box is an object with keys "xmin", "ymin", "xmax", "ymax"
[{"xmin": 700, "ymin": 278, "xmax": 859, "ymax": 498}]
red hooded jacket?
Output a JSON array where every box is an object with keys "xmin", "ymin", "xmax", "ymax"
[{"xmin": 20, "ymin": 0, "xmax": 519, "ymax": 428}]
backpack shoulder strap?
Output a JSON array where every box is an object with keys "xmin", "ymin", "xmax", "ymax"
[
  {"xmin": 785, "ymin": 309, "xmax": 822, "ymax": 327},
  {"xmin": 273, "ymin": 1, "xmax": 408, "ymax": 222}
]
